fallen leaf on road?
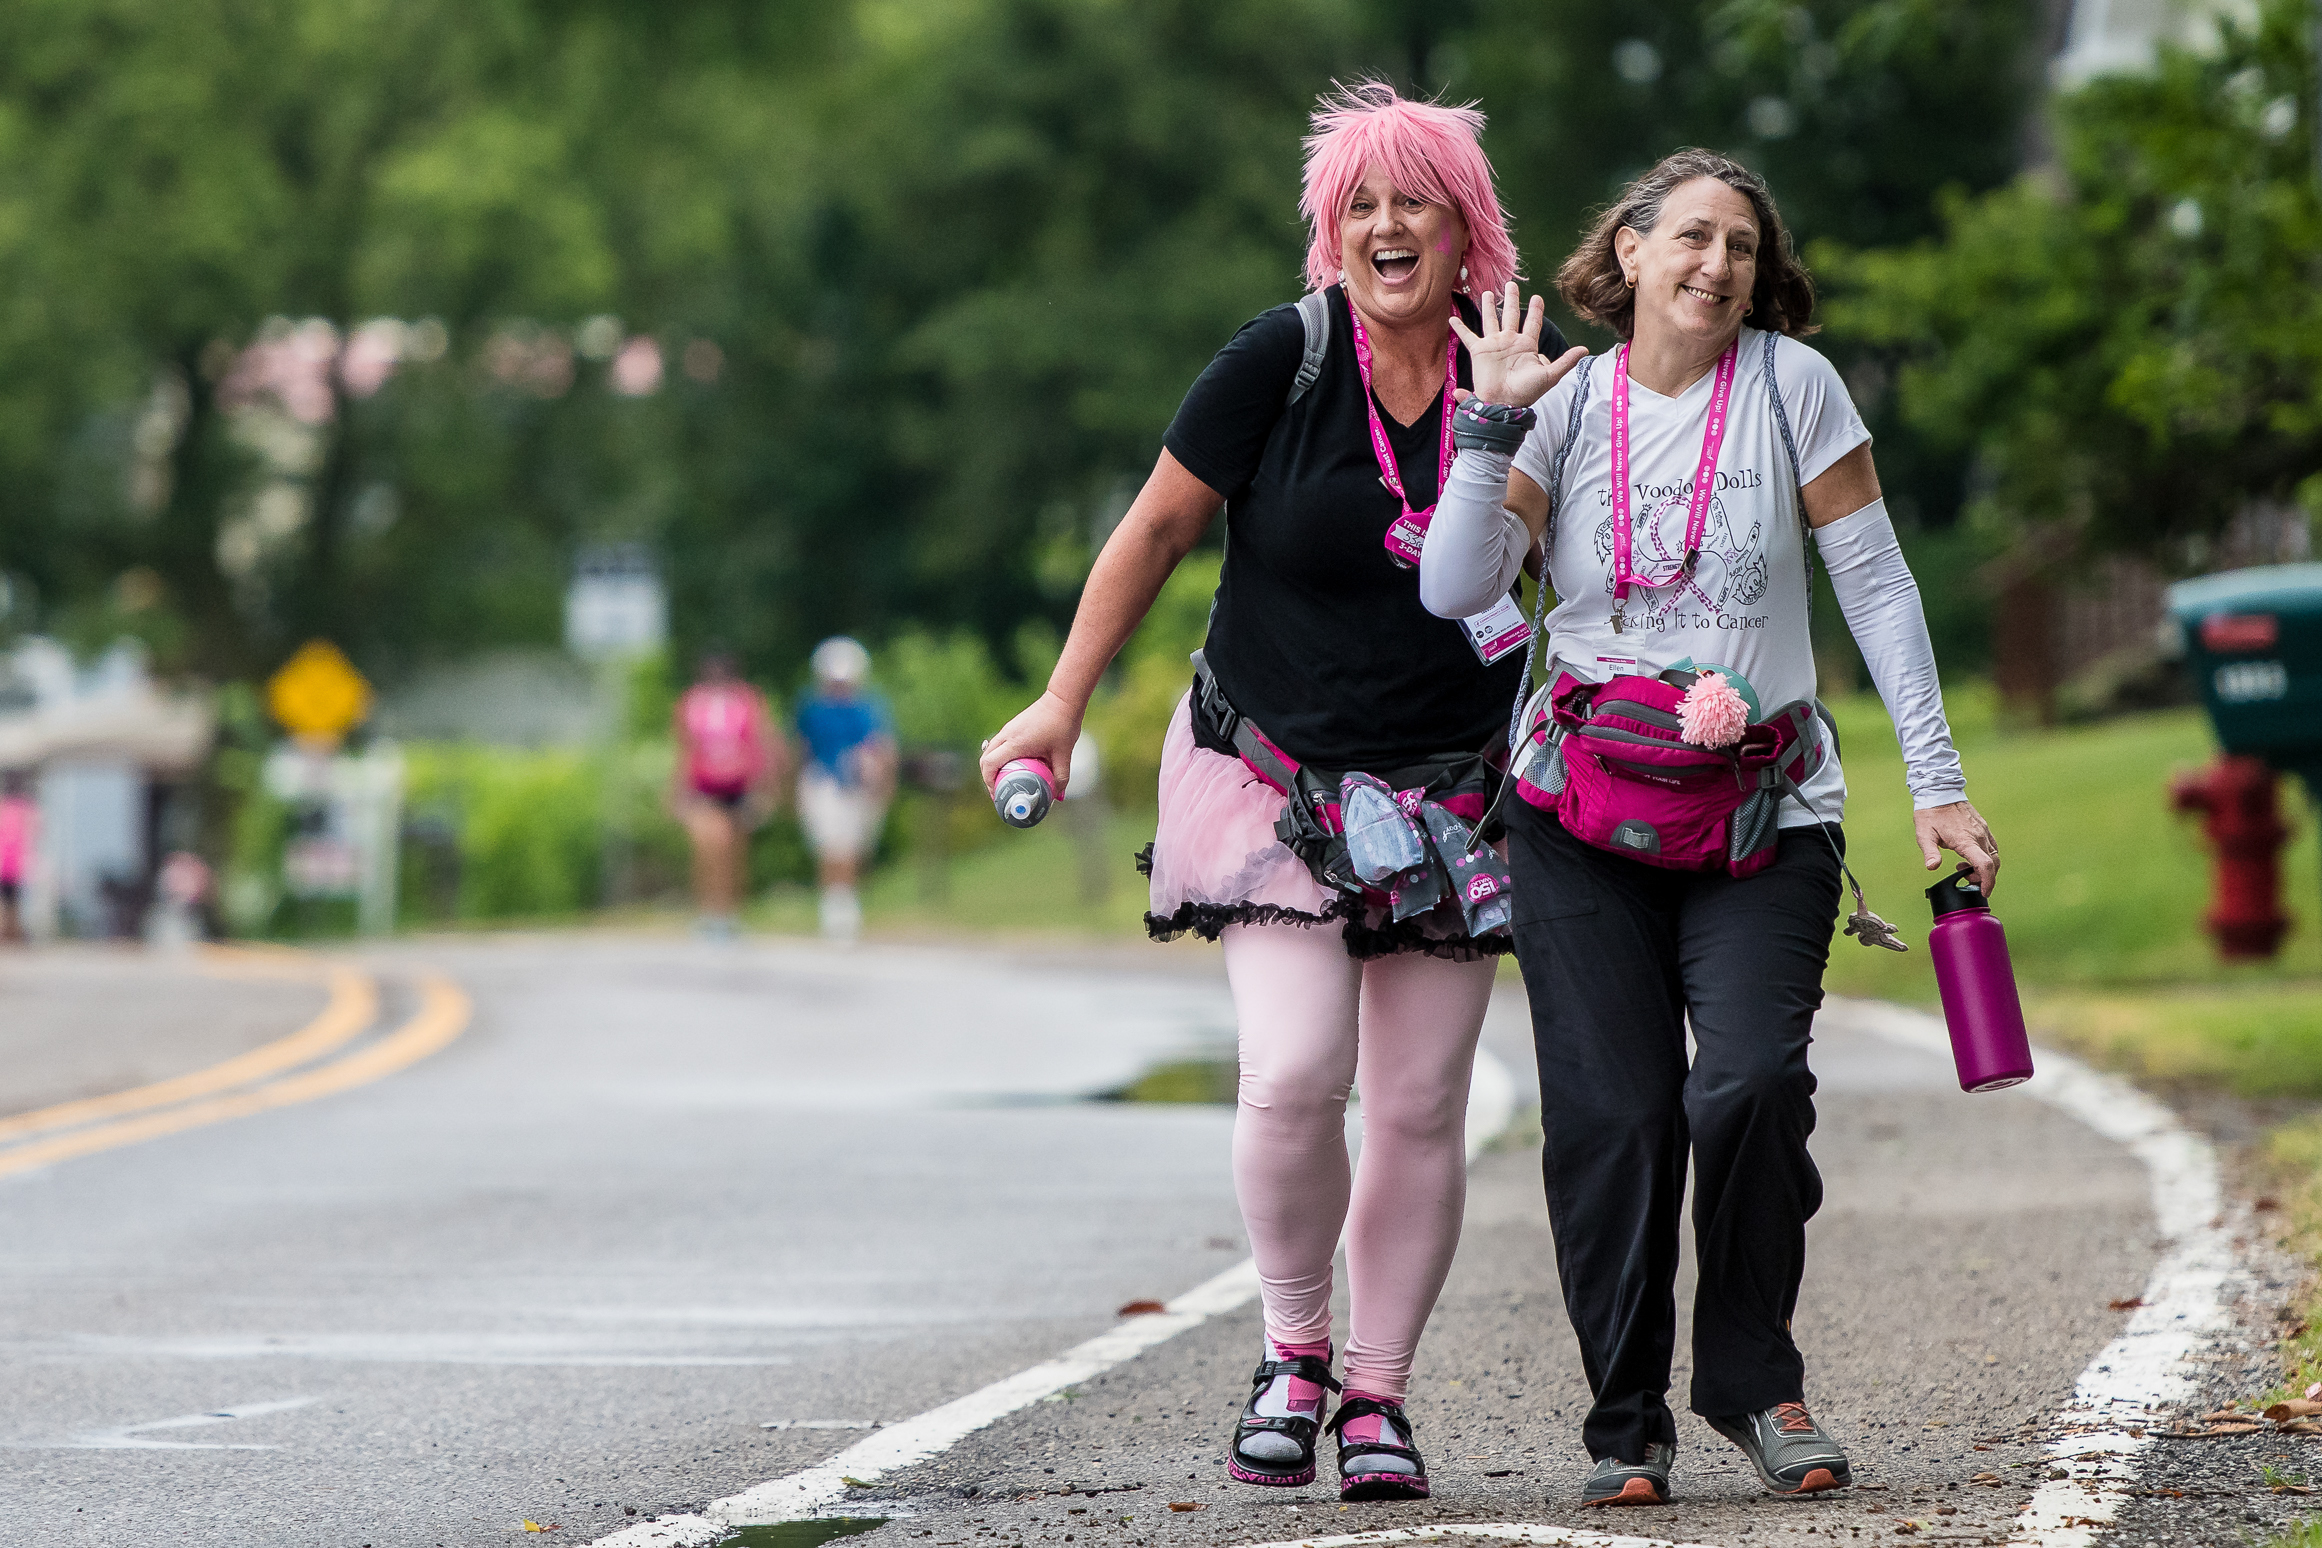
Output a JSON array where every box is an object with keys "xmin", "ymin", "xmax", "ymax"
[
  {"xmin": 1970, "ymin": 1473, "xmax": 2002, "ymax": 1485},
  {"xmin": 841, "ymin": 1476, "xmax": 871, "ymax": 1488},
  {"xmin": 2272, "ymin": 1482, "xmax": 2319, "ymax": 1494},
  {"xmin": 2277, "ymin": 1421, "xmax": 2322, "ymax": 1437},
  {"xmin": 1167, "ymin": 1502, "xmax": 1205, "ymax": 1513},
  {"xmin": 1117, "ymin": 1300, "xmax": 1167, "ymax": 1316},
  {"xmin": 2256, "ymin": 1196, "xmax": 2281, "ymax": 1211},
  {"xmin": 2198, "ymin": 1408, "xmax": 2250, "ymax": 1421},
  {"xmin": 2108, "ymin": 1296, "xmax": 2145, "ymax": 1310},
  {"xmin": 2266, "ymin": 1401, "xmax": 2322, "ymax": 1419},
  {"xmin": 520, "ymin": 1524, "xmax": 561, "ymax": 1534}
]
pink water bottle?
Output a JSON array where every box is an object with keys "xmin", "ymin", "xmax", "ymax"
[
  {"xmin": 1926, "ymin": 869, "xmax": 2035, "ymax": 1092},
  {"xmin": 991, "ymin": 759, "xmax": 1056, "ymax": 829}
]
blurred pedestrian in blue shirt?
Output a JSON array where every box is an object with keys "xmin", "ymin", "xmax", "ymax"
[{"xmin": 793, "ymin": 637, "xmax": 896, "ymax": 941}]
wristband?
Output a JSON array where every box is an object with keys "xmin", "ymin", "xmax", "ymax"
[{"xmin": 1451, "ymin": 397, "xmax": 1537, "ymax": 455}]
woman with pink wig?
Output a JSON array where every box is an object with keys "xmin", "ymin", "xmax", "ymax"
[{"xmin": 981, "ymin": 83, "xmax": 1584, "ymax": 1502}]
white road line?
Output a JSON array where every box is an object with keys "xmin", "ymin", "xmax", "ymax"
[
  {"xmin": 21, "ymin": 1396, "xmax": 320, "ymax": 1451},
  {"xmin": 761, "ymin": 1421, "xmax": 884, "ymax": 1431},
  {"xmin": 1836, "ymin": 998, "xmax": 2245, "ymax": 1548},
  {"xmin": 585, "ymin": 1046, "xmax": 1520, "ymax": 1548}
]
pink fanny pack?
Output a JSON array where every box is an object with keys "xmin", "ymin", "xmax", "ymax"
[{"xmin": 1511, "ymin": 669, "xmax": 1829, "ymax": 878}]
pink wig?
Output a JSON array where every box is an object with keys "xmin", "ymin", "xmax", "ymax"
[{"xmin": 1298, "ymin": 81, "xmax": 1519, "ymax": 298}]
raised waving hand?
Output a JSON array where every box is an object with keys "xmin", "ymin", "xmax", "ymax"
[{"xmin": 1451, "ymin": 282, "xmax": 1587, "ymax": 409}]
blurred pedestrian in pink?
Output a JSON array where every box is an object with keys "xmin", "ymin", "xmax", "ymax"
[
  {"xmin": 0, "ymin": 772, "xmax": 36, "ymax": 943},
  {"xmin": 670, "ymin": 652, "xmax": 782, "ymax": 938}
]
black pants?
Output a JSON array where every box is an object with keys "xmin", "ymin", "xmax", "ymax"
[{"xmin": 1504, "ymin": 801, "xmax": 1842, "ymax": 1464}]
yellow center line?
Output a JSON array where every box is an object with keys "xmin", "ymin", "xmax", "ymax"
[
  {"xmin": 0, "ymin": 953, "xmax": 379, "ymax": 1144},
  {"xmin": 0, "ymin": 974, "xmax": 472, "ymax": 1180}
]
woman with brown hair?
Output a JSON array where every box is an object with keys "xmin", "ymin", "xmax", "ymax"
[{"xmin": 1421, "ymin": 150, "xmax": 2000, "ymax": 1506}]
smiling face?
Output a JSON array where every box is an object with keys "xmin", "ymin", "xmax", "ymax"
[
  {"xmin": 1337, "ymin": 162, "xmax": 1469, "ymax": 332},
  {"xmin": 1614, "ymin": 176, "xmax": 1760, "ymax": 352}
]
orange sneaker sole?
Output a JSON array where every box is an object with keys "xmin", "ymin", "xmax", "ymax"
[
  {"xmin": 1583, "ymin": 1477, "xmax": 1666, "ymax": 1507},
  {"xmin": 1779, "ymin": 1467, "xmax": 1843, "ymax": 1495}
]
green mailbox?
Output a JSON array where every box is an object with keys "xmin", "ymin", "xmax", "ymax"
[{"xmin": 2166, "ymin": 562, "xmax": 2322, "ymax": 787}]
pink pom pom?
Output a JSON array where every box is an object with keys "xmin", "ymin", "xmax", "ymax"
[{"xmin": 1678, "ymin": 670, "xmax": 1750, "ymax": 748}]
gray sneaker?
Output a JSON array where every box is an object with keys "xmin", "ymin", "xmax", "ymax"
[
  {"xmin": 1580, "ymin": 1442, "xmax": 1674, "ymax": 1506},
  {"xmin": 1707, "ymin": 1402, "xmax": 1851, "ymax": 1495}
]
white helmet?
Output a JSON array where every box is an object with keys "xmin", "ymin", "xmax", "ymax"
[{"xmin": 811, "ymin": 635, "xmax": 871, "ymax": 687}]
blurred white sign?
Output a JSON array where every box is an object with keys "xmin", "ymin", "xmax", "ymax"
[{"xmin": 565, "ymin": 544, "xmax": 667, "ymax": 661}]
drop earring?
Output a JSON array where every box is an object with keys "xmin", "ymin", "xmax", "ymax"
[{"xmin": 1460, "ymin": 264, "xmax": 1469, "ymax": 283}]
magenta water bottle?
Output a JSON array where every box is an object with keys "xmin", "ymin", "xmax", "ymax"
[
  {"xmin": 992, "ymin": 758, "xmax": 1056, "ymax": 829},
  {"xmin": 1926, "ymin": 869, "xmax": 2035, "ymax": 1092}
]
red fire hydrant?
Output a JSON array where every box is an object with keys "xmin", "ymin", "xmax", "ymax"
[{"xmin": 2169, "ymin": 754, "xmax": 2293, "ymax": 959}]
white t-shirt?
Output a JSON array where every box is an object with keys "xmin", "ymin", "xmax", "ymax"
[{"xmin": 1512, "ymin": 327, "xmax": 1872, "ymax": 826}]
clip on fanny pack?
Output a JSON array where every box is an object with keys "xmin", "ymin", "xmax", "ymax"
[
  {"xmin": 1511, "ymin": 668, "xmax": 1818, "ymax": 878},
  {"xmin": 1506, "ymin": 668, "xmax": 1905, "ymax": 949},
  {"xmin": 1190, "ymin": 653, "xmax": 1513, "ymax": 937}
]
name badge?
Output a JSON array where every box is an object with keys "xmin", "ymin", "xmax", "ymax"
[{"xmin": 1463, "ymin": 595, "xmax": 1531, "ymax": 665}]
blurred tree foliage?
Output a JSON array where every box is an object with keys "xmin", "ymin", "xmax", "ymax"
[
  {"xmin": 1823, "ymin": 0, "xmax": 2322, "ymax": 569},
  {"xmin": 0, "ymin": 0, "xmax": 2045, "ymax": 705}
]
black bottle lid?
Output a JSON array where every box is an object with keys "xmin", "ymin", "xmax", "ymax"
[{"xmin": 1926, "ymin": 869, "xmax": 1989, "ymax": 918}]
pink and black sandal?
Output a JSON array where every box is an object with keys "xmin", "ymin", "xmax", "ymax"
[
  {"xmin": 1227, "ymin": 1353, "xmax": 1340, "ymax": 1488},
  {"xmin": 1327, "ymin": 1395, "xmax": 1430, "ymax": 1501}
]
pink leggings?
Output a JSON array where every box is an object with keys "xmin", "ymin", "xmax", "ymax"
[{"xmin": 1221, "ymin": 922, "xmax": 1497, "ymax": 1401}]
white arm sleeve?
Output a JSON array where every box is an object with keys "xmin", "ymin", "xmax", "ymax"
[
  {"xmin": 1814, "ymin": 498, "xmax": 1968, "ymax": 809},
  {"xmin": 1417, "ymin": 447, "xmax": 1530, "ymax": 619}
]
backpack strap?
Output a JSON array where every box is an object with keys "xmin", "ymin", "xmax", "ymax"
[
  {"xmin": 1761, "ymin": 329, "xmax": 1816, "ymax": 615},
  {"xmin": 1285, "ymin": 289, "xmax": 1331, "ymax": 409}
]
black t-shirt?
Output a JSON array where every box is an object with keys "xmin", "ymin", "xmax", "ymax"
[{"xmin": 1163, "ymin": 286, "xmax": 1568, "ymax": 770}]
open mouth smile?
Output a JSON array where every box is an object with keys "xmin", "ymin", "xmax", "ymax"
[
  {"xmin": 1679, "ymin": 283, "xmax": 1729, "ymax": 307},
  {"xmin": 1372, "ymin": 248, "xmax": 1419, "ymax": 282}
]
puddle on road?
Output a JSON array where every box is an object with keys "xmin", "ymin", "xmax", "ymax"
[
  {"xmin": 723, "ymin": 1518, "xmax": 889, "ymax": 1548},
  {"xmin": 1100, "ymin": 1056, "xmax": 1236, "ymax": 1105}
]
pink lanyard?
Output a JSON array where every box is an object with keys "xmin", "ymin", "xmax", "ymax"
[
  {"xmin": 1608, "ymin": 338, "xmax": 1738, "ymax": 623},
  {"xmin": 1345, "ymin": 293, "xmax": 1458, "ymax": 569}
]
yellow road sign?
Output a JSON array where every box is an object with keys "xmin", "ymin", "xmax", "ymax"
[{"xmin": 267, "ymin": 639, "xmax": 372, "ymax": 742}]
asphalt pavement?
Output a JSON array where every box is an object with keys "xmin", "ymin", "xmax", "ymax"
[
  {"xmin": 0, "ymin": 944, "xmax": 331, "ymax": 1113},
  {"xmin": 0, "ymin": 932, "xmax": 2273, "ymax": 1548}
]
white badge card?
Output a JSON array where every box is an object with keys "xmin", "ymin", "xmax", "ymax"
[{"xmin": 1462, "ymin": 596, "xmax": 1531, "ymax": 665}]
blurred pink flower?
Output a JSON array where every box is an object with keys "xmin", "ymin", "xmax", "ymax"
[
  {"xmin": 611, "ymin": 335, "xmax": 663, "ymax": 397},
  {"xmin": 219, "ymin": 318, "xmax": 342, "ymax": 424},
  {"xmin": 339, "ymin": 320, "xmax": 404, "ymax": 398}
]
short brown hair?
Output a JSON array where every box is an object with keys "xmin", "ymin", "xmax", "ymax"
[{"xmin": 1555, "ymin": 149, "xmax": 1817, "ymax": 341}]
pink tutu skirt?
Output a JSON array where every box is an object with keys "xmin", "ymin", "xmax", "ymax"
[{"xmin": 1138, "ymin": 694, "xmax": 1507, "ymax": 960}]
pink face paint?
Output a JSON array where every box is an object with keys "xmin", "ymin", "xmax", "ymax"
[{"xmin": 1434, "ymin": 234, "xmax": 1454, "ymax": 253}]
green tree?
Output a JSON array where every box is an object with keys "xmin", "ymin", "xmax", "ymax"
[{"xmin": 1824, "ymin": 0, "xmax": 2322, "ymax": 572}]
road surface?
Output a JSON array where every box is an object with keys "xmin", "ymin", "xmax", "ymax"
[{"xmin": 0, "ymin": 933, "xmax": 2268, "ymax": 1547}]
